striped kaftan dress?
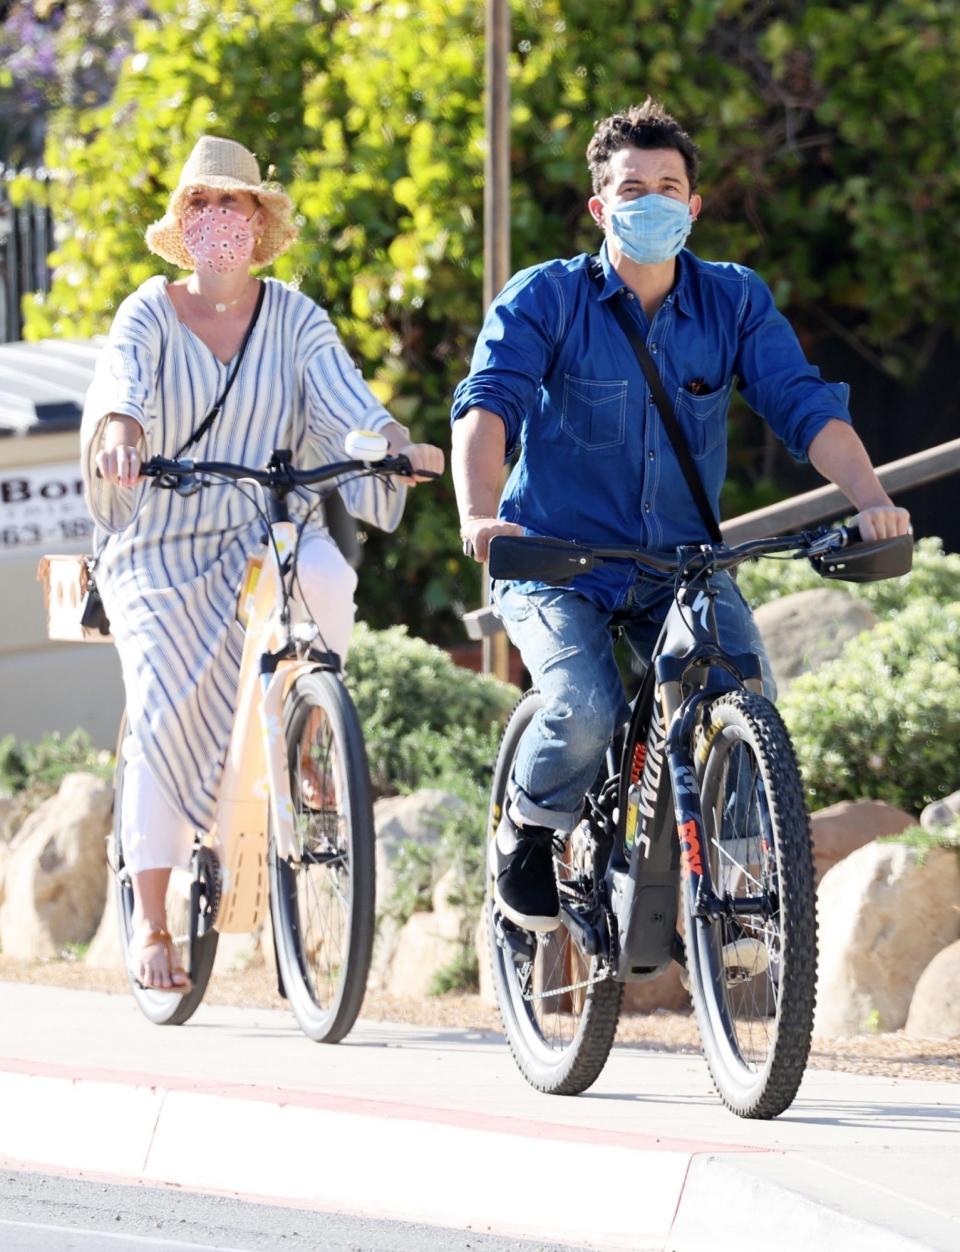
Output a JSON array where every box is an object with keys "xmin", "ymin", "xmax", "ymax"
[{"xmin": 81, "ymin": 275, "xmax": 406, "ymax": 832}]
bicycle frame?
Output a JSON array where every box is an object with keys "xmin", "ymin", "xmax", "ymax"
[
  {"xmin": 603, "ymin": 581, "xmax": 766, "ymax": 980},
  {"xmin": 208, "ymin": 516, "xmax": 332, "ymax": 933}
]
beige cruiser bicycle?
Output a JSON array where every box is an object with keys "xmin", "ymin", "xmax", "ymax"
[{"xmin": 109, "ymin": 432, "xmax": 421, "ymax": 1042}]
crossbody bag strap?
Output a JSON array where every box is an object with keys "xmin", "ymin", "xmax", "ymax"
[
  {"xmin": 589, "ymin": 257, "xmax": 723, "ymax": 543},
  {"xmin": 174, "ymin": 280, "xmax": 267, "ymax": 459}
]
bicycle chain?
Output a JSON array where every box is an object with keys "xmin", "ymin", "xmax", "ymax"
[{"xmin": 519, "ymin": 962, "xmax": 613, "ymax": 1002}]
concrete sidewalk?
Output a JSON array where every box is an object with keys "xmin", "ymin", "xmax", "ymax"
[{"xmin": 1, "ymin": 982, "xmax": 958, "ymax": 1250}]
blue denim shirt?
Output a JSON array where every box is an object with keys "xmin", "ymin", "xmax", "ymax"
[{"xmin": 451, "ymin": 243, "xmax": 852, "ymax": 609}]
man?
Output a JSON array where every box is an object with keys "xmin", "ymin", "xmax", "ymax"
[{"xmin": 450, "ymin": 99, "xmax": 910, "ymax": 933}]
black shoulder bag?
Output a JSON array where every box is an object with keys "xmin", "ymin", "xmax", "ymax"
[
  {"xmin": 82, "ymin": 281, "xmax": 268, "ymax": 635},
  {"xmin": 589, "ymin": 256, "xmax": 723, "ymax": 544}
]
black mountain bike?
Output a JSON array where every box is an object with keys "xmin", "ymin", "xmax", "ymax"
[{"xmin": 485, "ymin": 524, "xmax": 912, "ymax": 1117}]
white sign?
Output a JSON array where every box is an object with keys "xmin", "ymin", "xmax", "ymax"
[{"xmin": 0, "ymin": 461, "xmax": 92, "ymax": 559}]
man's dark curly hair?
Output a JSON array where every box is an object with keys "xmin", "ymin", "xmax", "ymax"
[{"xmin": 586, "ymin": 98, "xmax": 699, "ymax": 193}]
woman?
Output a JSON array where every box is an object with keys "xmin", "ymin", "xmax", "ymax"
[{"xmin": 82, "ymin": 136, "xmax": 443, "ymax": 991}]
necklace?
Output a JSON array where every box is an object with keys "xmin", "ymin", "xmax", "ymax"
[{"xmin": 188, "ymin": 283, "xmax": 252, "ymax": 314}]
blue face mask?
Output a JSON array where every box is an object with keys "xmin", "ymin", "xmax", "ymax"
[{"xmin": 608, "ymin": 193, "xmax": 693, "ymax": 265}]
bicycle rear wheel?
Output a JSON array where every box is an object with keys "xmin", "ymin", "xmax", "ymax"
[
  {"xmin": 487, "ymin": 692, "xmax": 622, "ymax": 1095},
  {"xmin": 112, "ymin": 726, "xmax": 218, "ymax": 1026},
  {"xmin": 687, "ymin": 689, "xmax": 816, "ymax": 1117},
  {"xmin": 268, "ymin": 670, "xmax": 375, "ymax": 1043}
]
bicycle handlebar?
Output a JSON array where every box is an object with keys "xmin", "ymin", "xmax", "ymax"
[
  {"xmin": 486, "ymin": 522, "xmax": 913, "ymax": 586},
  {"xmin": 139, "ymin": 450, "xmax": 434, "ymax": 488}
]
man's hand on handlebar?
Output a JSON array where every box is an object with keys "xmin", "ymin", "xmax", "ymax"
[
  {"xmin": 460, "ymin": 516, "xmax": 524, "ymax": 562},
  {"xmin": 851, "ymin": 504, "xmax": 912, "ymax": 542}
]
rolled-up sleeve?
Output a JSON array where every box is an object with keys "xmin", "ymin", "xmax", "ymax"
[
  {"xmin": 81, "ymin": 289, "xmax": 164, "ymax": 532},
  {"xmin": 300, "ymin": 303, "xmax": 408, "ymax": 533},
  {"xmin": 450, "ymin": 265, "xmax": 561, "ymax": 456},
  {"xmin": 735, "ymin": 270, "xmax": 851, "ymax": 462}
]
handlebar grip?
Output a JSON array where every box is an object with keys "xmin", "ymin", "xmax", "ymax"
[{"xmin": 839, "ymin": 524, "xmax": 862, "ymax": 547}]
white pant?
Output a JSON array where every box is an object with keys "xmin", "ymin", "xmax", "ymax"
[{"xmin": 121, "ymin": 535, "xmax": 357, "ymax": 873}]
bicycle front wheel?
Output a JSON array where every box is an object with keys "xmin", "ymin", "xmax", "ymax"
[
  {"xmin": 268, "ymin": 670, "xmax": 375, "ymax": 1043},
  {"xmin": 487, "ymin": 692, "xmax": 622, "ymax": 1096},
  {"xmin": 687, "ymin": 689, "xmax": 817, "ymax": 1118}
]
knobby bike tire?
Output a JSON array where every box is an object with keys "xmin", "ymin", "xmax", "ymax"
[
  {"xmin": 268, "ymin": 670, "xmax": 375, "ymax": 1043},
  {"xmin": 112, "ymin": 724, "xmax": 218, "ymax": 1026},
  {"xmin": 487, "ymin": 691, "xmax": 623, "ymax": 1096},
  {"xmin": 687, "ymin": 689, "xmax": 817, "ymax": 1118}
]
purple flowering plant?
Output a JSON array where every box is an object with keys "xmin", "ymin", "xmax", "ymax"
[{"xmin": 1, "ymin": 0, "xmax": 151, "ymax": 165}]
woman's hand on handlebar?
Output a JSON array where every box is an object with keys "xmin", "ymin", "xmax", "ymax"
[
  {"xmin": 460, "ymin": 516, "xmax": 523, "ymax": 563},
  {"xmin": 96, "ymin": 414, "xmax": 145, "ymax": 488},
  {"xmin": 392, "ymin": 441, "xmax": 445, "ymax": 486}
]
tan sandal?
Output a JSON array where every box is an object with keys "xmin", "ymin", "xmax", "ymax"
[{"xmin": 128, "ymin": 925, "xmax": 193, "ymax": 994}]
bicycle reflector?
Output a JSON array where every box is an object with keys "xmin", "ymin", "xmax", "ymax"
[
  {"xmin": 810, "ymin": 532, "xmax": 914, "ymax": 583},
  {"xmin": 488, "ymin": 535, "xmax": 595, "ymax": 583}
]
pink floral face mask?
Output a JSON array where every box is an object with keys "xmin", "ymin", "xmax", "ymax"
[{"xmin": 182, "ymin": 204, "xmax": 257, "ymax": 274}]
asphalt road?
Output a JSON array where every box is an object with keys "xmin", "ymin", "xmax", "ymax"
[{"xmin": 0, "ymin": 1170, "xmax": 590, "ymax": 1252}]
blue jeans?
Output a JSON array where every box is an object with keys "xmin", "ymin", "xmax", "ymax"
[{"xmin": 492, "ymin": 573, "xmax": 773, "ymax": 833}]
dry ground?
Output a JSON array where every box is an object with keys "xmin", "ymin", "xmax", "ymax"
[{"xmin": 1, "ymin": 955, "xmax": 956, "ymax": 1085}]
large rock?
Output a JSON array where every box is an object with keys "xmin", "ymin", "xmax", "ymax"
[
  {"xmin": 369, "ymin": 789, "xmax": 464, "ymax": 990},
  {"xmin": 622, "ymin": 964, "xmax": 690, "ymax": 1014},
  {"xmin": 814, "ymin": 841, "xmax": 960, "ymax": 1036},
  {"xmin": 374, "ymin": 789, "xmax": 464, "ymax": 909},
  {"xmin": 475, "ymin": 907, "xmax": 496, "ymax": 1007},
  {"xmin": 920, "ymin": 789, "xmax": 960, "ymax": 833},
  {"xmin": 385, "ymin": 868, "xmax": 471, "ymax": 999},
  {"xmin": 0, "ymin": 773, "xmax": 112, "ymax": 960},
  {"xmin": 809, "ymin": 799, "xmax": 916, "ymax": 885},
  {"xmin": 0, "ymin": 795, "xmax": 15, "ymax": 844},
  {"xmin": 754, "ymin": 588, "xmax": 876, "ymax": 693},
  {"xmin": 84, "ymin": 868, "xmax": 123, "ymax": 968},
  {"xmin": 905, "ymin": 940, "xmax": 960, "ymax": 1039}
]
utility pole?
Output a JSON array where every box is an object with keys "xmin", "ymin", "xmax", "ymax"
[{"xmin": 482, "ymin": 0, "xmax": 511, "ymax": 681}]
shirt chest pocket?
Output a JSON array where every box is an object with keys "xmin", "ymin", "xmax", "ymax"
[
  {"xmin": 672, "ymin": 381, "xmax": 732, "ymax": 459},
  {"xmin": 560, "ymin": 375, "xmax": 628, "ymax": 450}
]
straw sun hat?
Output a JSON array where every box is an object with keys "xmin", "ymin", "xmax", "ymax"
[{"xmin": 145, "ymin": 136, "xmax": 298, "ymax": 270}]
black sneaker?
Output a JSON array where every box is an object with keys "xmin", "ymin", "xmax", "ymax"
[{"xmin": 493, "ymin": 813, "xmax": 561, "ymax": 932}]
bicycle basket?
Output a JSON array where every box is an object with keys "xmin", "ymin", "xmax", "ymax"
[{"xmin": 810, "ymin": 532, "xmax": 913, "ymax": 583}]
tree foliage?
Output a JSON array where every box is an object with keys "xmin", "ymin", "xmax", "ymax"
[{"xmin": 13, "ymin": 0, "xmax": 960, "ymax": 638}]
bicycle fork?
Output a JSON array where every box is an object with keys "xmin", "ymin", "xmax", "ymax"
[
  {"xmin": 664, "ymin": 687, "xmax": 771, "ymax": 925},
  {"xmin": 664, "ymin": 688, "xmax": 719, "ymax": 921}
]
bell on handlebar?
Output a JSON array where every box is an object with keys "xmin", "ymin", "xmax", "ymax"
[
  {"xmin": 344, "ymin": 429, "xmax": 389, "ymax": 463},
  {"xmin": 810, "ymin": 532, "xmax": 913, "ymax": 583}
]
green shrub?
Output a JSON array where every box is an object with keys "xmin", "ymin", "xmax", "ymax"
[
  {"xmin": 344, "ymin": 623, "xmax": 513, "ymax": 935},
  {"xmin": 780, "ymin": 598, "xmax": 960, "ymax": 814},
  {"xmin": 738, "ymin": 536, "xmax": 960, "ymax": 618},
  {"xmin": 429, "ymin": 948, "xmax": 480, "ymax": 997},
  {"xmin": 0, "ymin": 729, "xmax": 112, "ymax": 798},
  {"xmin": 344, "ymin": 623, "xmax": 517, "ymax": 798},
  {"xmin": 877, "ymin": 823, "xmax": 960, "ymax": 865}
]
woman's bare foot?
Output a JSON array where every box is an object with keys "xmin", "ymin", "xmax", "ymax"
[{"xmin": 128, "ymin": 919, "xmax": 192, "ymax": 992}]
